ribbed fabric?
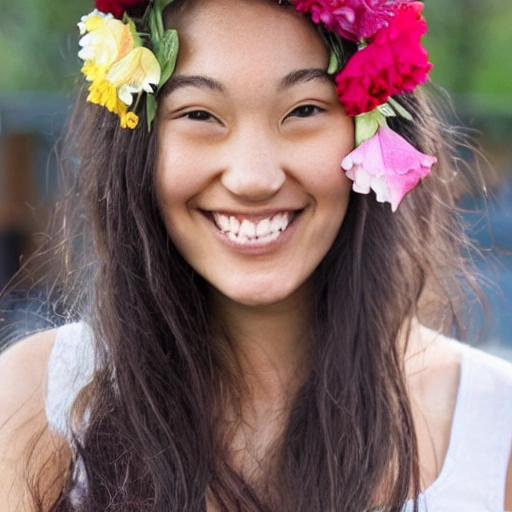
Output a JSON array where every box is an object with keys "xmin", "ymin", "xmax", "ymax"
[
  {"xmin": 45, "ymin": 322, "xmax": 96, "ymax": 439},
  {"xmin": 404, "ymin": 344, "xmax": 512, "ymax": 512},
  {"xmin": 46, "ymin": 324, "xmax": 512, "ymax": 511}
]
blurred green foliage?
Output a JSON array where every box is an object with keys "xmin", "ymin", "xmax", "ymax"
[
  {"xmin": 0, "ymin": 0, "xmax": 90, "ymax": 91},
  {"xmin": 0, "ymin": 0, "xmax": 511, "ymax": 107},
  {"xmin": 424, "ymin": 0, "xmax": 512, "ymax": 111}
]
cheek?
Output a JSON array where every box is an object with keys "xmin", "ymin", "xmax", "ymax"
[
  {"xmin": 156, "ymin": 147, "xmax": 201, "ymax": 204},
  {"xmin": 299, "ymin": 138, "xmax": 354, "ymax": 209},
  {"xmin": 288, "ymin": 116, "xmax": 354, "ymax": 175},
  {"xmin": 309, "ymin": 161, "xmax": 353, "ymax": 245},
  {"xmin": 311, "ymin": 121, "xmax": 354, "ymax": 217},
  {"xmin": 154, "ymin": 155, "xmax": 190, "ymax": 243}
]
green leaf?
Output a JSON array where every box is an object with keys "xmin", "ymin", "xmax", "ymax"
[
  {"xmin": 146, "ymin": 94, "xmax": 157, "ymax": 131},
  {"xmin": 157, "ymin": 29, "xmax": 179, "ymax": 88},
  {"xmin": 377, "ymin": 103, "xmax": 396, "ymax": 118},
  {"xmin": 148, "ymin": 7, "xmax": 161, "ymax": 47},
  {"xmin": 327, "ymin": 51, "xmax": 339, "ymax": 75},
  {"xmin": 355, "ymin": 110, "xmax": 387, "ymax": 146},
  {"xmin": 152, "ymin": 0, "xmax": 178, "ymax": 39},
  {"xmin": 155, "ymin": 0, "xmax": 178, "ymax": 13},
  {"xmin": 387, "ymin": 97, "xmax": 413, "ymax": 121}
]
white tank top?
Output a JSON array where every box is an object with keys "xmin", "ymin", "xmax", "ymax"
[{"xmin": 46, "ymin": 323, "xmax": 512, "ymax": 511}]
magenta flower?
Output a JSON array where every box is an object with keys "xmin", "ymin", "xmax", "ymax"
[
  {"xmin": 292, "ymin": 0, "xmax": 403, "ymax": 42},
  {"xmin": 335, "ymin": 2, "xmax": 432, "ymax": 116},
  {"xmin": 341, "ymin": 126, "xmax": 436, "ymax": 211}
]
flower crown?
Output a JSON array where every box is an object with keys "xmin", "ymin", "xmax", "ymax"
[{"xmin": 78, "ymin": 0, "xmax": 437, "ymax": 211}]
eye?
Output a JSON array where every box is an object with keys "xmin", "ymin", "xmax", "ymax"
[
  {"xmin": 183, "ymin": 110, "xmax": 214, "ymax": 122},
  {"xmin": 286, "ymin": 104, "xmax": 324, "ymax": 119}
]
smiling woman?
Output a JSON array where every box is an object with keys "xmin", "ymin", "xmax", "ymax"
[{"xmin": 0, "ymin": 0, "xmax": 511, "ymax": 511}]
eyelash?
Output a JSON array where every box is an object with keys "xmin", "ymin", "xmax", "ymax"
[
  {"xmin": 286, "ymin": 104, "xmax": 324, "ymax": 119},
  {"xmin": 180, "ymin": 104, "xmax": 324, "ymax": 123},
  {"xmin": 183, "ymin": 110, "xmax": 214, "ymax": 122}
]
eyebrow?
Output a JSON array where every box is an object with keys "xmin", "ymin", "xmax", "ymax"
[
  {"xmin": 277, "ymin": 68, "xmax": 333, "ymax": 90},
  {"xmin": 159, "ymin": 67, "xmax": 332, "ymax": 99},
  {"xmin": 159, "ymin": 75, "xmax": 226, "ymax": 99}
]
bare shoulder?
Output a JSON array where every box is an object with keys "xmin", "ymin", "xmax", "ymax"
[
  {"xmin": 0, "ymin": 329, "xmax": 57, "ymax": 417},
  {"xmin": 405, "ymin": 323, "xmax": 464, "ymax": 397},
  {"xmin": 0, "ymin": 329, "xmax": 70, "ymax": 509},
  {"xmin": 404, "ymin": 324, "xmax": 464, "ymax": 488},
  {"xmin": 407, "ymin": 323, "xmax": 512, "ymax": 419}
]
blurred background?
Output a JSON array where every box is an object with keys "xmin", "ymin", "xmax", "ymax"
[{"xmin": 0, "ymin": 0, "xmax": 511, "ymax": 353}]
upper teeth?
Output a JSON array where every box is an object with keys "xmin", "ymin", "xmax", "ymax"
[{"xmin": 213, "ymin": 212, "xmax": 291, "ymax": 240}]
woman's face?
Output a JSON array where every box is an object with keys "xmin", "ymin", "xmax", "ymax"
[{"xmin": 155, "ymin": 0, "xmax": 354, "ymax": 308}]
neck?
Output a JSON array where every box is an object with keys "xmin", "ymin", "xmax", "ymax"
[{"xmin": 210, "ymin": 284, "xmax": 313, "ymax": 407}]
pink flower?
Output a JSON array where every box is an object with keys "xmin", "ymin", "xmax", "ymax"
[
  {"xmin": 95, "ymin": 0, "xmax": 148, "ymax": 18},
  {"xmin": 292, "ymin": 0, "xmax": 401, "ymax": 42},
  {"xmin": 341, "ymin": 126, "xmax": 436, "ymax": 211},
  {"xmin": 335, "ymin": 2, "xmax": 432, "ymax": 116}
]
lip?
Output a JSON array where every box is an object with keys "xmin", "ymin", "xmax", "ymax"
[{"xmin": 199, "ymin": 208, "xmax": 304, "ymax": 254}]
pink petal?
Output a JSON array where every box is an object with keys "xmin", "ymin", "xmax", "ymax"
[{"xmin": 341, "ymin": 126, "xmax": 436, "ymax": 211}]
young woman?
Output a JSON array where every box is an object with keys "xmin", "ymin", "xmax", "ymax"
[{"xmin": 1, "ymin": 0, "xmax": 511, "ymax": 510}]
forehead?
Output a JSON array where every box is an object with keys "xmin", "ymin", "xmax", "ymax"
[{"xmin": 164, "ymin": 0, "xmax": 328, "ymax": 76}]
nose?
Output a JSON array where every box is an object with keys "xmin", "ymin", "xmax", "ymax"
[{"xmin": 221, "ymin": 130, "xmax": 286, "ymax": 202}]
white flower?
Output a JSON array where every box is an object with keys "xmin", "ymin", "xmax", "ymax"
[
  {"xmin": 77, "ymin": 9, "xmax": 113, "ymax": 35},
  {"xmin": 78, "ymin": 16, "xmax": 135, "ymax": 69}
]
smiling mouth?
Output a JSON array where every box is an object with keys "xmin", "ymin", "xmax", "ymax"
[{"xmin": 206, "ymin": 210, "xmax": 301, "ymax": 244}]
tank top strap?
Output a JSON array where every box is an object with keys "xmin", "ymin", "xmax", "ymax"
[
  {"xmin": 45, "ymin": 322, "xmax": 96, "ymax": 441},
  {"xmin": 424, "ymin": 344, "xmax": 512, "ymax": 511}
]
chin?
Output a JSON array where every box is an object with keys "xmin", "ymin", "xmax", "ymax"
[
  {"xmin": 228, "ymin": 292, "xmax": 289, "ymax": 308},
  {"xmin": 211, "ymin": 278, "xmax": 310, "ymax": 309}
]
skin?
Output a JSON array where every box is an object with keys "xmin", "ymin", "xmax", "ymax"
[
  {"xmin": 0, "ymin": 329, "xmax": 69, "ymax": 510},
  {"xmin": 156, "ymin": 0, "xmax": 354, "ymax": 310},
  {"xmin": 0, "ymin": 0, "xmax": 511, "ymax": 509},
  {"xmin": 156, "ymin": 0, "xmax": 354, "ymax": 428}
]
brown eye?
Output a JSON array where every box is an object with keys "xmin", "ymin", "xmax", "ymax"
[
  {"xmin": 184, "ymin": 110, "xmax": 214, "ymax": 121},
  {"xmin": 286, "ymin": 105, "xmax": 323, "ymax": 119}
]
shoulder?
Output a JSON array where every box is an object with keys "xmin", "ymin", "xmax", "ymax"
[
  {"xmin": 0, "ymin": 329, "xmax": 71, "ymax": 509},
  {"xmin": 409, "ymin": 324, "xmax": 512, "ymax": 425},
  {"xmin": 408, "ymin": 323, "xmax": 512, "ymax": 392},
  {"xmin": 405, "ymin": 324, "xmax": 465, "ymax": 408},
  {"xmin": 409, "ymin": 324, "xmax": 512, "ymax": 508},
  {"xmin": 0, "ymin": 329, "xmax": 57, "ymax": 432}
]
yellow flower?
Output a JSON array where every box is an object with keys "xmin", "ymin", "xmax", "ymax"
[
  {"xmin": 121, "ymin": 112, "xmax": 139, "ymax": 129},
  {"xmin": 86, "ymin": 78, "xmax": 139, "ymax": 130},
  {"xmin": 78, "ymin": 16, "xmax": 135, "ymax": 69},
  {"xmin": 87, "ymin": 79, "xmax": 119, "ymax": 114},
  {"xmin": 77, "ymin": 10, "xmax": 156, "ymax": 130},
  {"xmin": 81, "ymin": 61, "xmax": 106, "ymax": 83},
  {"xmin": 106, "ymin": 47, "xmax": 161, "ymax": 106}
]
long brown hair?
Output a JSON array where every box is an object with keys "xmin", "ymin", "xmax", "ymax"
[{"xmin": 24, "ymin": 2, "xmax": 481, "ymax": 510}]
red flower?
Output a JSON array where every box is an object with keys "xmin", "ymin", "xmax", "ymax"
[
  {"xmin": 292, "ymin": 0, "xmax": 401, "ymax": 42},
  {"xmin": 335, "ymin": 2, "xmax": 433, "ymax": 116},
  {"xmin": 95, "ymin": 0, "xmax": 148, "ymax": 18}
]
